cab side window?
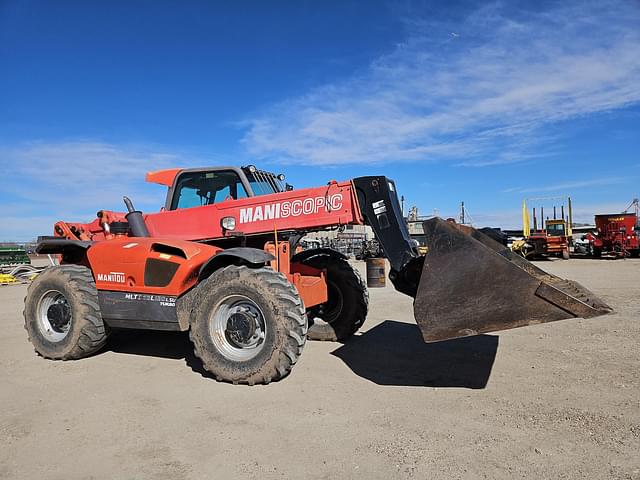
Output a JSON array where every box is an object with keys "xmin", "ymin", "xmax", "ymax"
[{"xmin": 171, "ymin": 170, "xmax": 249, "ymax": 210}]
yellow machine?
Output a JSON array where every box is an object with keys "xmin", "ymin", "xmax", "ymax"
[
  {"xmin": 514, "ymin": 198, "xmax": 572, "ymax": 259},
  {"xmin": 0, "ymin": 274, "xmax": 19, "ymax": 284}
]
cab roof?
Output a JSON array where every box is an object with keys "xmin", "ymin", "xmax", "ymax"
[{"xmin": 145, "ymin": 168, "xmax": 183, "ymax": 187}]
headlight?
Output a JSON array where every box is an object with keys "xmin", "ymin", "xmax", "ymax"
[
  {"xmin": 221, "ymin": 216, "xmax": 236, "ymax": 230},
  {"xmin": 246, "ymin": 165, "xmax": 257, "ymax": 173},
  {"xmin": 277, "ymin": 173, "xmax": 285, "ymax": 181}
]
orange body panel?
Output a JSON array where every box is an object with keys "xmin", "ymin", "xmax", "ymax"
[
  {"xmin": 288, "ymin": 273, "xmax": 327, "ymax": 307},
  {"xmin": 86, "ymin": 238, "xmax": 220, "ymax": 296},
  {"xmin": 528, "ymin": 232, "xmax": 567, "ymax": 252},
  {"xmin": 264, "ymin": 241, "xmax": 291, "ymax": 274},
  {"xmin": 264, "ymin": 241, "xmax": 328, "ymax": 307},
  {"xmin": 84, "ymin": 236, "xmax": 329, "ymax": 309},
  {"xmin": 544, "ymin": 236, "xmax": 567, "ymax": 253}
]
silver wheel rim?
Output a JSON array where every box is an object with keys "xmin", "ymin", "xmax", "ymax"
[
  {"xmin": 210, "ymin": 295, "xmax": 267, "ymax": 361},
  {"xmin": 37, "ymin": 290, "xmax": 72, "ymax": 342}
]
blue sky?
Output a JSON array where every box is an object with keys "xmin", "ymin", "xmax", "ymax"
[{"xmin": 1, "ymin": 0, "xmax": 639, "ymax": 241}]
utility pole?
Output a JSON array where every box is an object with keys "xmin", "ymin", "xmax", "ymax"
[
  {"xmin": 567, "ymin": 197, "xmax": 573, "ymax": 239},
  {"xmin": 460, "ymin": 201, "xmax": 465, "ymax": 224},
  {"xmin": 625, "ymin": 198, "xmax": 639, "ymax": 227}
]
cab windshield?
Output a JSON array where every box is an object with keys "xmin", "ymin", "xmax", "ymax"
[
  {"xmin": 171, "ymin": 170, "xmax": 249, "ymax": 210},
  {"xmin": 546, "ymin": 222, "xmax": 566, "ymax": 236},
  {"xmin": 169, "ymin": 167, "xmax": 288, "ymax": 210}
]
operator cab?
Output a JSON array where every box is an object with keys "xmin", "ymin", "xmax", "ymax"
[
  {"xmin": 545, "ymin": 220, "xmax": 566, "ymax": 237},
  {"xmin": 148, "ymin": 165, "xmax": 288, "ymax": 211}
]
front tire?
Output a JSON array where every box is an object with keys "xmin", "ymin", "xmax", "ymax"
[
  {"xmin": 189, "ymin": 265, "xmax": 307, "ymax": 385},
  {"xmin": 298, "ymin": 254, "xmax": 369, "ymax": 341},
  {"xmin": 23, "ymin": 265, "xmax": 108, "ymax": 360}
]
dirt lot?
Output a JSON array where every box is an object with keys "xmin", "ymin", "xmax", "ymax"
[{"xmin": 1, "ymin": 258, "xmax": 639, "ymax": 479}]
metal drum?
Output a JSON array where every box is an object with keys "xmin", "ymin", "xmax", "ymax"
[{"xmin": 366, "ymin": 257, "xmax": 386, "ymax": 288}]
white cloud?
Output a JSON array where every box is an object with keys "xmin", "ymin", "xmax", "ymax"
[
  {"xmin": 0, "ymin": 141, "xmax": 195, "ymax": 240},
  {"xmin": 504, "ymin": 177, "xmax": 629, "ymax": 194},
  {"xmin": 242, "ymin": 1, "xmax": 640, "ymax": 166}
]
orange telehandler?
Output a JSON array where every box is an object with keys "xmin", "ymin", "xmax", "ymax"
[{"xmin": 24, "ymin": 166, "xmax": 612, "ymax": 384}]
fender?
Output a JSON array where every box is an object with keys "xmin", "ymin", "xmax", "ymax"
[
  {"xmin": 291, "ymin": 247, "xmax": 347, "ymax": 264},
  {"xmin": 36, "ymin": 238, "xmax": 93, "ymax": 255},
  {"xmin": 198, "ymin": 247, "xmax": 276, "ymax": 281},
  {"xmin": 36, "ymin": 237, "xmax": 93, "ymax": 264}
]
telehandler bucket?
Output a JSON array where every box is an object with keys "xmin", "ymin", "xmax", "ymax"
[{"xmin": 412, "ymin": 218, "xmax": 613, "ymax": 342}]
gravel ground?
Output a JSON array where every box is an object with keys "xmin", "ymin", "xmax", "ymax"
[{"xmin": 1, "ymin": 257, "xmax": 639, "ymax": 479}]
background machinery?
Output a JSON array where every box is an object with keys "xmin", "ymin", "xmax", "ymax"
[
  {"xmin": 584, "ymin": 201, "xmax": 639, "ymax": 258},
  {"xmin": 516, "ymin": 198, "xmax": 572, "ymax": 259},
  {"xmin": 0, "ymin": 246, "xmax": 31, "ymax": 268},
  {"xmin": 355, "ymin": 238, "xmax": 383, "ymax": 260},
  {"xmin": 23, "ymin": 166, "xmax": 612, "ymax": 384},
  {"xmin": 0, "ymin": 246, "xmax": 44, "ymax": 284}
]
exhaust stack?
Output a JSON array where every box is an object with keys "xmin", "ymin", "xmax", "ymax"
[{"xmin": 123, "ymin": 196, "xmax": 150, "ymax": 238}]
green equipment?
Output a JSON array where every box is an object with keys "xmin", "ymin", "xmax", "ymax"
[{"xmin": 0, "ymin": 246, "xmax": 31, "ymax": 267}]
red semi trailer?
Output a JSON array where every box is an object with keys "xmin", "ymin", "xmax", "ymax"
[{"xmin": 585, "ymin": 213, "xmax": 639, "ymax": 258}]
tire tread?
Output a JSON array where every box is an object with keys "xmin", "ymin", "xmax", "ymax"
[
  {"xmin": 300, "ymin": 255, "xmax": 369, "ymax": 341},
  {"xmin": 188, "ymin": 265, "xmax": 307, "ymax": 385},
  {"xmin": 23, "ymin": 264, "xmax": 108, "ymax": 360}
]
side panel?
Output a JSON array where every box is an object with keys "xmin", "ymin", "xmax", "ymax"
[
  {"xmin": 142, "ymin": 181, "xmax": 363, "ymax": 241},
  {"xmin": 99, "ymin": 290, "xmax": 181, "ymax": 331},
  {"xmin": 86, "ymin": 238, "xmax": 220, "ymax": 296}
]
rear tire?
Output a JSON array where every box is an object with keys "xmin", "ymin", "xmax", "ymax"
[
  {"xmin": 298, "ymin": 254, "xmax": 369, "ymax": 341},
  {"xmin": 23, "ymin": 265, "xmax": 108, "ymax": 360},
  {"xmin": 189, "ymin": 265, "xmax": 307, "ymax": 385},
  {"xmin": 592, "ymin": 247, "xmax": 602, "ymax": 258}
]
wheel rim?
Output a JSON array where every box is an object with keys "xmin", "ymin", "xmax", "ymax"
[
  {"xmin": 209, "ymin": 295, "xmax": 267, "ymax": 361},
  {"xmin": 37, "ymin": 290, "xmax": 72, "ymax": 342}
]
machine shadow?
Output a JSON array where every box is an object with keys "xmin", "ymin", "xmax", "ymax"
[
  {"xmin": 106, "ymin": 329, "xmax": 191, "ymax": 360},
  {"xmin": 330, "ymin": 320, "xmax": 499, "ymax": 389},
  {"xmin": 105, "ymin": 322, "xmax": 499, "ymax": 386},
  {"xmin": 105, "ymin": 329, "xmax": 221, "ymax": 379}
]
